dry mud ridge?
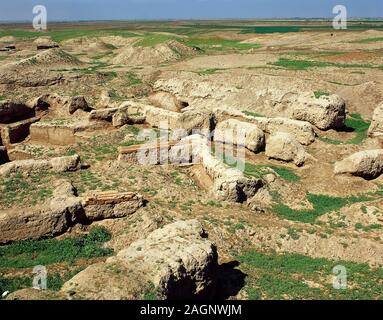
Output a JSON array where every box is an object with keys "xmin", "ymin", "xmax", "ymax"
[{"xmin": 1, "ymin": 25, "xmax": 383, "ymax": 300}]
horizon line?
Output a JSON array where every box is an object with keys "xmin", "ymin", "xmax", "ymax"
[{"xmin": 1, "ymin": 17, "xmax": 383, "ymax": 24}]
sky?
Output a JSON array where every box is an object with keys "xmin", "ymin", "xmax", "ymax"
[{"xmin": 0, "ymin": 0, "xmax": 382, "ymax": 22}]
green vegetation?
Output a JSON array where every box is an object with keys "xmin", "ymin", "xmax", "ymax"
[
  {"xmin": 71, "ymin": 60, "xmax": 110, "ymax": 75},
  {"xmin": 213, "ymin": 148, "xmax": 300, "ymax": 182},
  {"xmin": 344, "ymin": 113, "xmax": 371, "ymax": 144},
  {"xmin": 244, "ymin": 163, "xmax": 300, "ymax": 182},
  {"xmin": 314, "ymin": 90, "xmax": 330, "ymax": 99},
  {"xmin": 287, "ymin": 227, "xmax": 301, "ymax": 240},
  {"xmin": 273, "ymin": 193, "xmax": 372, "ymax": 223},
  {"xmin": 0, "ymin": 171, "xmax": 53, "ymax": 208},
  {"xmin": 327, "ymin": 80, "xmax": 358, "ymax": 86},
  {"xmin": 238, "ymin": 250, "xmax": 383, "ymax": 299},
  {"xmin": 280, "ymin": 51, "xmax": 344, "ymax": 58},
  {"xmin": 239, "ymin": 24, "xmax": 383, "ymax": 34},
  {"xmin": 242, "ymin": 110, "xmax": 266, "ymax": 118},
  {"xmin": 196, "ymin": 68, "xmax": 225, "ymax": 75},
  {"xmin": 270, "ymin": 58, "xmax": 374, "ymax": 70},
  {"xmin": 320, "ymin": 113, "xmax": 371, "ymax": 145},
  {"xmin": 0, "ymin": 269, "xmax": 82, "ymax": 297},
  {"xmin": 134, "ymin": 34, "xmax": 180, "ymax": 47},
  {"xmin": 355, "ymin": 223, "xmax": 382, "ymax": 232},
  {"xmin": 142, "ymin": 282, "xmax": 161, "ymax": 300},
  {"xmin": 126, "ymin": 71, "xmax": 142, "ymax": 87},
  {"xmin": 241, "ymin": 26, "xmax": 303, "ymax": 34},
  {"xmin": 350, "ymin": 37, "xmax": 383, "ymax": 44},
  {"xmin": 0, "ymin": 227, "xmax": 112, "ymax": 269}
]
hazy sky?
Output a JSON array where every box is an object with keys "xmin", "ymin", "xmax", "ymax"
[{"xmin": 0, "ymin": 0, "xmax": 382, "ymax": 21}]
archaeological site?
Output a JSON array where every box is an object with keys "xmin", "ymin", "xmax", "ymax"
[{"xmin": 1, "ymin": 1, "xmax": 383, "ymax": 302}]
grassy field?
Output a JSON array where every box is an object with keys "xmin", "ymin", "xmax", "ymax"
[
  {"xmin": 239, "ymin": 250, "xmax": 383, "ymax": 300},
  {"xmin": 0, "ymin": 226, "xmax": 113, "ymax": 296},
  {"xmin": 0, "ymin": 226, "xmax": 112, "ymax": 268}
]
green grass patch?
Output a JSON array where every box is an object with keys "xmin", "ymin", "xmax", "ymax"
[
  {"xmin": 134, "ymin": 34, "xmax": 180, "ymax": 47},
  {"xmin": 238, "ymin": 250, "xmax": 383, "ymax": 299},
  {"xmin": 213, "ymin": 149, "xmax": 300, "ymax": 182},
  {"xmin": 0, "ymin": 171, "xmax": 53, "ymax": 208},
  {"xmin": 320, "ymin": 113, "xmax": 371, "ymax": 145},
  {"xmin": 274, "ymin": 193, "xmax": 372, "ymax": 223},
  {"xmin": 350, "ymin": 37, "xmax": 383, "ymax": 44},
  {"xmin": 244, "ymin": 163, "xmax": 300, "ymax": 182},
  {"xmin": 240, "ymin": 26, "xmax": 303, "ymax": 34},
  {"xmin": 270, "ymin": 58, "xmax": 374, "ymax": 70},
  {"xmin": 0, "ymin": 227, "xmax": 112, "ymax": 269},
  {"xmin": 196, "ymin": 68, "xmax": 225, "ymax": 76},
  {"xmin": 126, "ymin": 71, "xmax": 142, "ymax": 87},
  {"xmin": 355, "ymin": 223, "xmax": 382, "ymax": 232},
  {"xmin": 242, "ymin": 110, "xmax": 266, "ymax": 118},
  {"xmin": 314, "ymin": 90, "xmax": 330, "ymax": 99}
]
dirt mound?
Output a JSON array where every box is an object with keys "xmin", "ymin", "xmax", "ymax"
[
  {"xmin": 62, "ymin": 37, "xmax": 115, "ymax": 52},
  {"xmin": 16, "ymin": 48, "xmax": 81, "ymax": 67},
  {"xmin": 0, "ymin": 36, "xmax": 16, "ymax": 43},
  {"xmin": 0, "ymin": 49, "xmax": 82, "ymax": 86},
  {"xmin": 33, "ymin": 36, "xmax": 59, "ymax": 49},
  {"xmin": 337, "ymin": 81, "xmax": 383, "ymax": 118},
  {"xmin": 111, "ymin": 40, "xmax": 198, "ymax": 65}
]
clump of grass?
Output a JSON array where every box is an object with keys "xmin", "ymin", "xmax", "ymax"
[
  {"xmin": 242, "ymin": 110, "xmax": 266, "ymax": 118},
  {"xmin": 104, "ymin": 43, "xmax": 117, "ymax": 50},
  {"xmin": 287, "ymin": 227, "xmax": 301, "ymax": 240},
  {"xmin": 196, "ymin": 68, "xmax": 224, "ymax": 76},
  {"xmin": 0, "ymin": 226, "xmax": 113, "ymax": 269},
  {"xmin": 314, "ymin": 90, "xmax": 330, "ymax": 99},
  {"xmin": 126, "ymin": 71, "xmax": 142, "ymax": 87}
]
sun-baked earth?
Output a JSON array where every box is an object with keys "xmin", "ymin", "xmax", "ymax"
[{"xmin": 1, "ymin": 20, "xmax": 383, "ymax": 300}]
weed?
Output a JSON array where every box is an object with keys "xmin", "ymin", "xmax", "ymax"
[
  {"xmin": 242, "ymin": 110, "xmax": 266, "ymax": 118},
  {"xmin": 287, "ymin": 227, "xmax": 301, "ymax": 240},
  {"xmin": 314, "ymin": 91, "xmax": 330, "ymax": 99},
  {"xmin": 126, "ymin": 71, "xmax": 142, "ymax": 87},
  {"xmin": 196, "ymin": 68, "xmax": 225, "ymax": 75},
  {"xmin": 355, "ymin": 223, "xmax": 382, "ymax": 232}
]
